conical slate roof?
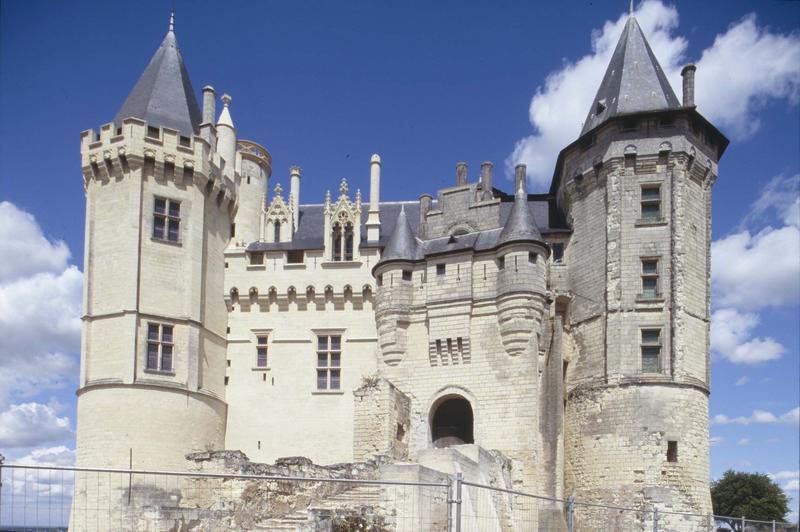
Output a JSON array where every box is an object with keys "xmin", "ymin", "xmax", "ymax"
[
  {"xmin": 580, "ymin": 16, "xmax": 680, "ymax": 135},
  {"xmin": 378, "ymin": 206, "xmax": 419, "ymax": 264},
  {"xmin": 114, "ymin": 16, "xmax": 202, "ymax": 137},
  {"xmin": 497, "ymin": 186, "xmax": 542, "ymax": 246}
]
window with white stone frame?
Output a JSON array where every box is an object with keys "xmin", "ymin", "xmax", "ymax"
[
  {"xmin": 641, "ymin": 328, "xmax": 662, "ymax": 373},
  {"xmin": 640, "ymin": 258, "xmax": 660, "ymax": 299},
  {"xmin": 316, "ymin": 335, "xmax": 341, "ymax": 390},
  {"xmin": 146, "ymin": 323, "xmax": 174, "ymax": 372},
  {"xmin": 640, "ymin": 185, "xmax": 661, "ymax": 222},
  {"xmin": 256, "ymin": 334, "xmax": 268, "ymax": 368},
  {"xmin": 153, "ymin": 197, "xmax": 180, "ymax": 243},
  {"xmin": 332, "ymin": 222, "xmax": 354, "ymax": 261}
]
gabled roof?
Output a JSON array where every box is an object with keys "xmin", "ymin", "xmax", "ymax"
[
  {"xmin": 114, "ymin": 16, "xmax": 202, "ymax": 137},
  {"xmin": 581, "ymin": 16, "xmax": 680, "ymax": 135},
  {"xmin": 376, "ymin": 206, "xmax": 420, "ymax": 265},
  {"xmin": 496, "ymin": 185, "xmax": 542, "ymax": 246}
]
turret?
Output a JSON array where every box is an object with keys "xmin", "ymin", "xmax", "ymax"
[
  {"xmin": 555, "ymin": 12, "xmax": 728, "ymax": 524},
  {"xmin": 373, "ymin": 206, "xmax": 418, "ymax": 365},
  {"xmin": 216, "ymin": 94, "xmax": 236, "ymax": 179},
  {"xmin": 494, "ymin": 182, "xmax": 548, "ymax": 355},
  {"xmin": 75, "ymin": 14, "xmax": 230, "ymax": 480},
  {"xmin": 234, "ymin": 139, "xmax": 272, "ymax": 246}
]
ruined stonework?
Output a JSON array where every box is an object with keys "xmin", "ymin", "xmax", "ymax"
[{"xmin": 74, "ymin": 10, "xmax": 728, "ymax": 530}]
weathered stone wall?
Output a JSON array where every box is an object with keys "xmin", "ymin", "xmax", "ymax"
[{"xmin": 353, "ymin": 378, "xmax": 411, "ymax": 461}]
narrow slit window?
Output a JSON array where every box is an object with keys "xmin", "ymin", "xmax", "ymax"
[{"xmin": 667, "ymin": 441, "xmax": 678, "ymax": 462}]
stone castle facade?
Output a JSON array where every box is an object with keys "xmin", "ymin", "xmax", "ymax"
[{"xmin": 75, "ymin": 10, "xmax": 728, "ymax": 523}]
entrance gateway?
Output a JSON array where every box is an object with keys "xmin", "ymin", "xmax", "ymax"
[{"xmin": 431, "ymin": 396, "xmax": 474, "ymax": 448}]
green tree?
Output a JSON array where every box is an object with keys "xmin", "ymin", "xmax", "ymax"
[{"xmin": 711, "ymin": 470, "xmax": 790, "ymax": 531}]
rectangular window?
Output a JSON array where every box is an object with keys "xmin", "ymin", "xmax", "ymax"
[
  {"xmin": 497, "ymin": 256, "xmax": 505, "ymax": 270},
  {"xmin": 249, "ymin": 252, "xmax": 264, "ymax": 265},
  {"xmin": 146, "ymin": 126, "xmax": 160, "ymax": 139},
  {"xmin": 230, "ymin": 223, "xmax": 236, "ymax": 238},
  {"xmin": 641, "ymin": 259, "xmax": 659, "ymax": 298},
  {"xmin": 528, "ymin": 252, "xmax": 538, "ymax": 264},
  {"xmin": 641, "ymin": 186, "xmax": 661, "ymax": 222},
  {"xmin": 153, "ymin": 198, "xmax": 181, "ymax": 243},
  {"xmin": 316, "ymin": 335, "xmax": 342, "ymax": 390},
  {"xmin": 146, "ymin": 323, "xmax": 174, "ymax": 372},
  {"xmin": 641, "ymin": 328, "xmax": 662, "ymax": 373},
  {"xmin": 667, "ymin": 441, "xmax": 678, "ymax": 462},
  {"xmin": 287, "ymin": 250, "xmax": 304, "ymax": 264},
  {"xmin": 402, "ymin": 270, "xmax": 413, "ymax": 281},
  {"xmin": 552, "ymin": 243, "xmax": 564, "ymax": 263},
  {"xmin": 256, "ymin": 335, "xmax": 268, "ymax": 368},
  {"xmin": 436, "ymin": 264, "xmax": 446, "ymax": 277}
]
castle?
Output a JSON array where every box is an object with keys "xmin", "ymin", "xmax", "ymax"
[{"xmin": 75, "ymin": 8, "xmax": 728, "ymax": 524}]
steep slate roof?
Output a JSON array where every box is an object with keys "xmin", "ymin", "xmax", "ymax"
[
  {"xmin": 114, "ymin": 17, "xmax": 202, "ymax": 137},
  {"xmin": 496, "ymin": 186, "xmax": 543, "ymax": 246},
  {"xmin": 376, "ymin": 206, "xmax": 421, "ymax": 264},
  {"xmin": 247, "ymin": 194, "xmax": 567, "ymax": 253},
  {"xmin": 581, "ymin": 16, "xmax": 681, "ymax": 135}
]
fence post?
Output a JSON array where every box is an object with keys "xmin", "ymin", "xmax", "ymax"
[
  {"xmin": 454, "ymin": 472, "xmax": 463, "ymax": 532},
  {"xmin": 772, "ymin": 519, "xmax": 776, "ymax": 532},
  {"xmin": 566, "ymin": 495, "xmax": 574, "ymax": 532},
  {"xmin": 446, "ymin": 478, "xmax": 453, "ymax": 532},
  {"xmin": 653, "ymin": 507, "xmax": 659, "ymax": 532},
  {"xmin": 741, "ymin": 516, "xmax": 745, "ymax": 531}
]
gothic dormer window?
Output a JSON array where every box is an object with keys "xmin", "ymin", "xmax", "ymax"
[
  {"xmin": 264, "ymin": 183, "xmax": 294, "ymax": 243},
  {"xmin": 324, "ymin": 178, "xmax": 361, "ymax": 262}
]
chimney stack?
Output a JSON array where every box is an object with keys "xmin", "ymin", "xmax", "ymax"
[
  {"xmin": 419, "ymin": 194, "xmax": 432, "ymax": 239},
  {"xmin": 456, "ymin": 162, "xmax": 468, "ymax": 186},
  {"xmin": 366, "ymin": 154, "xmax": 381, "ymax": 241},
  {"xmin": 514, "ymin": 164, "xmax": 527, "ymax": 194},
  {"xmin": 290, "ymin": 166, "xmax": 301, "ymax": 229},
  {"xmin": 202, "ymin": 86, "xmax": 216, "ymax": 124},
  {"xmin": 480, "ymin": 161, "xmax": 494, "ymax": 200},
  {"xmin": 681, "ymin": 64, "xmax": 696, "ymax": 107}
]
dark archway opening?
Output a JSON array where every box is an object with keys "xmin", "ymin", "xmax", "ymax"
[{"xmin": 431, "ymin": 397, "xmax": 474, "ymax": 448}]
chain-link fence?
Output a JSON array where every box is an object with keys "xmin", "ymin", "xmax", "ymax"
[{"xmin": 1, "ymin": 464, "xmax": 797, "ymax": 531}]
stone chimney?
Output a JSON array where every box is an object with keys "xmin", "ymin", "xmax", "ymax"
[
  {"xmin": 514, "ymin": 164, "xmax": 527, "ymax": 194},
  {"xmin": 480, "ymin": 161, "xmax": 494, "ymax": 200},
  {"xmin": 290, "ymin": 166, "xmax": 301, "ymax": 229},
  {"xmin": 418, "ymin": 194, "xmax": 432, "ymax": 238},
  {"xmin": 681, "ymin": 64, "xmax": 696, "ymax": 107},
  {"xmin": 200, "ymin": 86, "xmax": 216, "ymax": 145},
  {"xmin": 456, "ymin": 162, "xmax": 468, "ymax": 186},
  {"xmin": 366, "ymin": 154, "xmax": 381, "ymax": 241}
]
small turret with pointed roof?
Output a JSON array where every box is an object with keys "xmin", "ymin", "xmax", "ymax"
[
  {"xmin": 114, "ymin": 11, "xmax": 202, "ymax": 137},
  {"xmin": 377, "ymin": 206, "xmax": 419, "ymax": 267},
  {"xmin": 580, "ymin": 8, "xmax": 680, "ymax": 135},
  {"xmin": 497, "ymin": 184, "xmax": 542, "ymax": 246}
]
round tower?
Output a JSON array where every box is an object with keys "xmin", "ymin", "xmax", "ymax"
[
  {"xmin": 75, "ymin": 19, "xmax": 232, "ymax": 472},
  {"xmin": 235, "ymin": 139, "xmax": 272, "ymax": 245},
  {"xmin": 556, "ymin": 14, "xmax": 728, "ymax": 524}
]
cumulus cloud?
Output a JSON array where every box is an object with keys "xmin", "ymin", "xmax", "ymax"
[
  {"xmin": 0, "ymin": 203, "xmax": 82, "ymax": 410},
  {"xmin": 0, "ymin": 202, "xmax": 72, "ymax": 283},
  {"xmin": 709, "ymin": 436, "xmax": 724, "ymax": 446},
  {"xmin": 507, "ymin": 1, "xmax": 800, "ymax": 189},
  {"xmin": 0, "ymin": 402, "xmax": 73, "ymax": 448},
  {"xmin": 713, "ymin": 407, "xmax": 800, "ymax": 426},
  {"xmin": 770, "ymin": 471, "xmax": 800, "ymax": 493},
  {"xmin": 712, "ymin": 226, "xmax": 800, "ymax": 310},
  {"xmin": 711, "ymin": 308, "xmax": 784, "ymax": 364},
  {"xmin": 734, "ymin": 376, "xmax": 748, "ymax": 386}
]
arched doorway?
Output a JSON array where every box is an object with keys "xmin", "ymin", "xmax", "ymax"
[{"xmin": 431, "ymin": 396, "xmax": 474, "ymax": 448}]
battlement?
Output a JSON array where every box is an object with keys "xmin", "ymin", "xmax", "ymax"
[{"xmin": 80, "ymin": 118, "xmax": 237, "ymax": 210}]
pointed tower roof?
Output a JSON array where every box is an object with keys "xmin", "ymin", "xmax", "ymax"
[
  {"xmin": 377, "ymin": 206, "xmax": 419, "ymax": 265},
  {"xmin": 580, "ymin": 15, "xmax": 680, "ymax": 135},
  {"xmin": 497, "ymin": 185, "xmax": 542, "ymax": 246},
  {"xmin": 114, "ymin": 12, "xmax": 202, "ymax": 137},
  {"xmin": 217, "ymin": 94, "xmax": 234, "ymax": 128}
]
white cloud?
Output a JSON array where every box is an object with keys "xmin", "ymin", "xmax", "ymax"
[
  {"xmin": 740, "ymin": 175, "xmax": 800, "ymax": 230},
  {"xmin": 735, "ymin": 376, "xmax": 748, "ymax": 386},
  {"xmin": 710, "ymin": 436, "xmax": 724, "ymax": 446},
  {"xmin": 0, "ymin": 203, "xmax": 82, "ymax": 410},
  {"xmin": 0, "ymin": 402, "xmax": 73, "ymax": 448},
  {"xmin": 713, "ymin": 407, "xmax": 800, "ymax": 425},
  {"xmin": 0, "ymin": 201, "xmax": 71, "ymax": 283},
  {"xmin": 507, "ymin": 1, "xmax": 800, "ymax": 189},
  {"xmin": 736, "ymin": 438, "xmax": 750, "ymax": 446},
  {"xmin": 14, "ymin": 445, "xmax": 76, "ymax": 467},
  {"xmin": 711, "ymin": 308, "xmax": 784, "ymax": 364},
  {"xmin": 770, "ymin": 471, "xmax": 800, "ymax": 493}
]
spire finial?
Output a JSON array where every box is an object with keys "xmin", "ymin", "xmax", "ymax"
[
  {"xmin": 169, "ymin": 9, "xmax": 175, "ymax": 32},
  {"xmin": 221, "ymin": 93, "xmax": 231, "ymax": 107}
]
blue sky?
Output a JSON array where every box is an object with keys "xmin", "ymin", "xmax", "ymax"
[{"xmin": 1, "ymin": 0, "xmax": 798, "ymax": 521}]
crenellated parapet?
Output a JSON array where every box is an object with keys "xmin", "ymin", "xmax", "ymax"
[{"xmin": 80, "ymin": 118, "xmax": 237, "ymax": 214}]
